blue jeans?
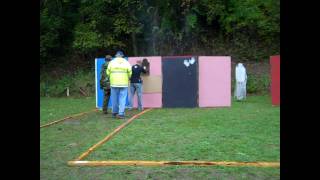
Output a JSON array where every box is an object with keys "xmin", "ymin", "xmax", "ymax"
[
  {"xmin": 111, "ymin": 87, "xmax": 128, "ymax": 116},
  {"xmin": 129, "ymin": 83, "xmax": 143, "ymax": 110}
]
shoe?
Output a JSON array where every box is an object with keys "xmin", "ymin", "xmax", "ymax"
[
  {"xmin": 112, "ymin": 113, "xmax": 118, "ymax": 118},
  {"xmin": 116, "ymin": 115, "xmax": 125, "ymax": 119},
  {"xmin": 103, "ymin": 111, "xmax": 108, "ymax": 114}
]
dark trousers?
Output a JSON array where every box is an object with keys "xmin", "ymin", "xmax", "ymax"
[{"xmin": 102, "ymin": 88, "xmax": 111, "ymax": 113}]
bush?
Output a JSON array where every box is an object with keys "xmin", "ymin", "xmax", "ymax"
[
  {"xmin": 42, "ymin": 68, "xmax": 271, "ymax": 97},
  {"xmin": 247, "ymin": 74, "xmax": 270, "ymax": 94},
  {"xmin": 40, "ymin": 70, "xmax": 95, "ymax": 97},
  {"xmin": 40, "ymin": 81, "xmax": 47, "ymax": 97},
  {"xmin": 70, "ymin": 70, "xmax": 95, "ymax": 97},
  {"xmin": 232, "ymin": 74, "xmax": 270, "ymax": 95}
]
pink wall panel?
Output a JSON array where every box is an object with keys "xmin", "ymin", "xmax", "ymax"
[
  {"xmin": 199, "ymin": 56, "xmax": 231, "ymax": 107},
  {"xmin": 130, "ymin": 93, "xmax": 162, "ymax": 108},
  {"xmin": 128, "ymin": 56, "xmax": 162, "ymax": 108}
]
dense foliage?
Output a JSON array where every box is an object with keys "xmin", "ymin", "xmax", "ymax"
[{"xmin": 40, "ymin": 0, "xmax": 279, "ymax": 70}]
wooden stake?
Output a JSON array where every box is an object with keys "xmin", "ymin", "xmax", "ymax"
[
  {"xmin": 68, "ymin": 160, "xmax": 280, "ymax": 167},
  {"xmin": 67, "ymin": 87, "xmax": 69, "ymax": 97},
  {"xmin": 40, "ymin": 109, "xmax": 98, "ymax": 128},
  {"xmin": 75, "ymin": 108, "xmax": 153, "ymax": 161}
]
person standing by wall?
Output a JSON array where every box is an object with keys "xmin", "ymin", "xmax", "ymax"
[
  {"xmin": 99, "ymin": 55, "xmax": 112, "ymax": 114},
  {"xmin": 128, "ymin": 60, "xmax": 147, "ymax": 111},
  {"xmin": 106, "ymin": 51, "xmax": 132, "ymax": 119}
]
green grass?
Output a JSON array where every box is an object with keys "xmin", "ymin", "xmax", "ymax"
[
  {"xmin": 40, "ymin": 107, "xmax": 141, "ymax": 180},
  {"xmin": 40, "ymin": 97, "xmax": 95, "ymax": 125},
  {"xmin": 40, "ymin": 70, "xmax": 95, "ymax": 97},
  {"xmin": 88, "ymin": 96, "xmax": 279, "ymax": 162},
  {"xmin": 40, "ymin": 95, "xmax": 279, "ymax": 179}
]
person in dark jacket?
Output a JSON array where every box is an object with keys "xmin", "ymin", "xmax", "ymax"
[{"xmin": 128, "ymin": 60, "xmax": 147, "ymax": 111}]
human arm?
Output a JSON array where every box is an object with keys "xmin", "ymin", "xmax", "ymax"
[{"xmin": 127, "ymin": 63, "xmax": 132, "ymax": 78}]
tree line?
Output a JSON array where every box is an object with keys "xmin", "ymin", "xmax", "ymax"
[{"xmin": 40, "ymin": 0, "xmax": 279, "ymax": 70}]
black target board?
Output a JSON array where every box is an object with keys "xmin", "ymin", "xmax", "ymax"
[{"xmin": 162, "ymin": 56, "xmax": 198, "ymax": 107}]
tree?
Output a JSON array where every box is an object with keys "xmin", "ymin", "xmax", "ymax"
[{"xmin": 40, "ymin": 0, "xmax": 280, "ymax": 70}]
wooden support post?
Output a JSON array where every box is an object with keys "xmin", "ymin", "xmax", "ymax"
[
  {"xmin": 67, "ymin": 87, "xmax": 69, "ymax": 97},
  {"xmin": 40, "ymin": 109, "xmax": 98, "ymax": 128},
  {"xmin": 68, "ymin": 160, "xmax": 280, "ymax": 167},
  {"xmin": 75, "ymin": 108, "xmax": 153, "ymax": 161}
]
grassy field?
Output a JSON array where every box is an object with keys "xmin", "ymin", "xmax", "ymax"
[
  {"xmin": 40, "ymin": 95, "xmax": 280, "ymax": 179},
  {"xmin": 40, "ymin": 97, "xmax": 95, "ymax": 125}
]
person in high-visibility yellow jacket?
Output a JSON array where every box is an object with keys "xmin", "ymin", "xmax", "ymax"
[{"xmin": 106, "ymin": 51, "xmax": 132, "ymax": 119}]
